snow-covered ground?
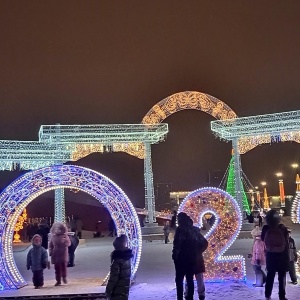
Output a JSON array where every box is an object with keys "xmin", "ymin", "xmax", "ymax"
[{"xmin": 2, "ymin": 217, "xmax": 300, "ymax": 299}]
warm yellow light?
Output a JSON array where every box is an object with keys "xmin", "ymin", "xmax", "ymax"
[
  {"xmin": 291, "ymin": 163, "xmax": 299, "ymax": 169},
  {"xmin": 261, "ymin": 181, "xmax": 267, "ymax": 186},
  {"xmin": 275, "ymin": 172, "xmax": 283, "ymax": 177}
]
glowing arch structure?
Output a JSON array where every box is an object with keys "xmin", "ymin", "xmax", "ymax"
[
  {"xmin": 179, "ymin": 187, "xmax": 246, "ymax": 282},
  {"xmin": 291, "ymin": 192, "xmax": 300, "ymax": 224},
  {"xmin": 142, "ymin": 91, "xmax": 237, "ymax": 124},
  {"xmin": 0, "ymin": 165, "xmax": 142, "ymax": 290}
]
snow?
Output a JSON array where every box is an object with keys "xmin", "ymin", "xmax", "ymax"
[{"xmin": 1, "ymin": 217, "xmax": 300, "ymax": 299}]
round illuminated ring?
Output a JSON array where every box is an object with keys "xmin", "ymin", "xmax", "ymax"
[{"xmin": 0, "ymin": 165, "xmax": 142, "ymax": 290}]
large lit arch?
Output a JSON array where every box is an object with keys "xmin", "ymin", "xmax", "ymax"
[
  {"xmin": 142, "ymin": 91, "xmax": 237, "ymax": 124},
  {"xmin": 0, "ymin": 165, "xmax": 142, "ymax": 290}
]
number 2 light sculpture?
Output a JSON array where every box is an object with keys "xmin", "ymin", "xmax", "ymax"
[{"xmin": 179, "ymin": 187, "xmax": 246, "ymax": 282}]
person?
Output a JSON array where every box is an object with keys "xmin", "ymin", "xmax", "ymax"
[
  {"xmin": 67, "ymin": 232, "xmax": 79, "ymax": 267},
  {"xmin": 48, "ymin": 222, "xmax": 71, "ymax": 286},
  {"xmin": 258, "ymin": 213, "xmax": 263, "ymax": 227},
  {"xmin": 169, "ymin": 211, "xmax": 177, "ymax": 242},
  {"xmin": 287, "ymin": 228, "xmax": 298, "ymax": 284},
  {"xmin": 163, "ymin": 220, "xmax": 170, "ymax": 244},
  {"xmin": 172, "ymin": 212, "xmax": 199, "ymax": 300},
  {"xmin": 251, "ymin": 234, "xmax": 267, "ymax": 287},
  {"xmin": 26, "ymin": 234, "xmax": 49, "ymax": 289},
  {"xmin": 94, "ymin": 220, "xmax": 105, "ymax": 238},
  {"xmin": 184, "ymin": 217, "xmax": 208, "ymax": 300},
  {"xmin": 76, "ymin": 217, "xmax": 83, "ymax": 239},
  {"xmin": 70, "ymin": 217, "xmax": 77, "ymax": 233},
  {"xmin": 251, "ymin": 225, "xmax": 261, "ymax": 240},
  {"xmin": 261, "ymin": 209, "xmax": 289, "ymax": 300},
  {"xmin": 35, "ymin": 220, "xmax": 50, "ymax": 249},
  {"xmin": 108, "ymin": 219, "xmax": 117, "ymax": 237},
  {"xmin": 105, "ymin": 235, "xmax": 133, "ymax": 300}
]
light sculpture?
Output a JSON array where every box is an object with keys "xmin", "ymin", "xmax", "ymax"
[
  {"xmin": 296, "ymin": 250, "xmax": 300, "ymax": 277},
  {"xmin": 13, "ymin": 209, "xmax": 27, "ymax": 243},
  {"xmin": 179, "ymin": 187, "xmax": 246, "ymax": 282},
  {"xmin": 291, "ymin": 192, "xmax": 300, "ymax": 224},
  {"xmin": 0, "ymin": 165, "xmax": 142, "ymax": 290}
]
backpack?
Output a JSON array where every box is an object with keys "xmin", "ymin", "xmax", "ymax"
[{"xmin": 264, "ymin": 226, "xmax": 286, "ymax": 253}]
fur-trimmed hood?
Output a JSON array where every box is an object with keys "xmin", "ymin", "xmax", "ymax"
[{"xmin": 50, "ymin": 222, "xmax": 68, "ymax": 235}]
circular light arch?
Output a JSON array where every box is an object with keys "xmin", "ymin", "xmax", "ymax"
[{"xmin": 0, "ymin": 165, "xmax": 142, "ymax": 290}]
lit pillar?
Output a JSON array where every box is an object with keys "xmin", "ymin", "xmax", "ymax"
[
  {"xmin": 54, "ymin": 123, "xmax": 66, "ymax": 223},
  {"xmin": 144, "ymin": 142, "xmax": 156, "ymax": 223},
  {"xmin": 256, "ymin": 191, "xmax": 261, "ymax": 207},
  {"xmin": 296, "ymin": 174, "xmax": 300, "ymax": 192},
  {"xmin": 279, "ymin": 179, "xmax": 285, "ymax": 207},
  {"xmin": 263, "ymin": 187, "xmax": 269, "ymax": 209},
  {"xmin": 232, "ymin": 138, "xmax": 243, "ymax": 210}
]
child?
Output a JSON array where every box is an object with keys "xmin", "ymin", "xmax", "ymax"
[
  {"xmin": 287, "ymin": 228, "xmax": 298, "ymax": 284},
  {"xmin": 48, "ymin": 222, "xmax": 71, "ymax": 286},
  {"xmin": 105, "ymin": 235, "xmax": 133, "ymax": 300},
  {"xmin": 163, "ymin": 220, "xmax": 170, "ymax": 244},
  {"xmin": 251, "ymin": 234, "xmax": 267, "ymax": 287},
  {"xmin": 26, "ymin": 234, "xmax": 48, "ymax": 289}
]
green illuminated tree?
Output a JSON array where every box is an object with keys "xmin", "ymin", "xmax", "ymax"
[{"xmin": 226, "ymin": 154, "xmax": 250, "ymax": 214}]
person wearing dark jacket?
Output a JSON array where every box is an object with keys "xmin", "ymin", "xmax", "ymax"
[
  {"xmin": 261, "ymin": 209, "xmax": 289, "ymax": 300},
  {"xmin": 287, "ymin": 228, "xmax": 298, "ymax": 284},
  {"xmin": 105, "ymin": 235, "xmax": 133, "ymax": 300},
  {"xmin": 184, "ymin": 224, "xmax": 208, "ymax": 300},
  {"xmin": 35, "ymin": 221, "xmax": 50, "ymax": 250},
  {"xmin": 67, "ymin": 233, "xmax": 79, "ymax": 267},
  {"xmin": 172, "ymin": 212, "xmax": 199, "ymax": 300},
  {"xmin": 26, "ymin": 234, "xmax": 48, "ymax": 289}
]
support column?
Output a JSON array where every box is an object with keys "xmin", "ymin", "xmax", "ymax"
[
  {"xmin": 232, "ymin": 138, "xmax": 243, "ymax": 211},
  {"xmin": 54, "ymin": 123, "xmax": 66, "ymax": 223},
  {"xmin": 54, "ymin": 188, "xmax": 66, "ymax": 223},
  {"xmin": 144, "ymin": 142, "xmax": 156, "ymax": 223}
]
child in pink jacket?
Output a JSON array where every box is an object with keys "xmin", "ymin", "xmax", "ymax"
[{"xmin": 251, "ymin": 234, "xmax": 267, "ymax": 287}]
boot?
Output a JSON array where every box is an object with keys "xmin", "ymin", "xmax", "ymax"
[{"xmin": 62, "ymin": 277, "xmax": 67, "ymax": 284}]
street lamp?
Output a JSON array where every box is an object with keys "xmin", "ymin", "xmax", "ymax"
[
  {"xmin": 275, "ymin": 172, "xmax": 283, "ymax": 178},
  {"xmin": 291, "ymin": 163, "xmax": 299, "ymax": 169},
  {"xmin": 261, "ymin": 181, "xmax": 267, "ymax": 186}
]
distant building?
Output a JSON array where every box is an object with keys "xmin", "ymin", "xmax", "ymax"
[{"xmin": 169, "ymin": 191, "xmax": 191, "ymax": 210}]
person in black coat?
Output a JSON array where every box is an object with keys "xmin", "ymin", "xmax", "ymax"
[
  {"xmin": 67, "ymin": 233, "xmax": 79, "ymax": 267},
  {"xmin": 172, "ymin": 212, "xmax": 199, "ymax": 300},
  {"xmin": 105, "ymin": 235, "xmax": 133, "ymax": 300},
  {"xmin": 261, "ymin": 209, "xmax": 289, "ymax": 300},
  {"xmin": 35, "ymin": 221, "xmax": 50, "ymax": 250}
]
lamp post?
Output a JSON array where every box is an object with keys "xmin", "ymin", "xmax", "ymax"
[{"xmin": 291, "ymin": 163, "xmax": 300, "ymax": 193}]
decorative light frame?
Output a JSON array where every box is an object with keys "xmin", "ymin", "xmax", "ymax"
[
  {"xmin": 291, "ymin": 192, "xmax": 300, "ymax": 224},
  {"xmin": 0, "ymin": 165, "xmax": 142, "ymax": 290},
  {"xmin": 211, "ymin": 110, "xmax": 300, "ymax": 154},
  {"xmin": 179, "ymin": 187, "xmax": 246, "ymax": 282}
]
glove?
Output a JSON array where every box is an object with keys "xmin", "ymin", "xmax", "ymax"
[
  {"xmin": 256, "ymin": 259, "xmax": 261, "ymax": 266},
  {"xmin": 27, "ymin": 266, "xmax": 30, "ymax": 270},
  {"xmin": 42, "ymin": 263, "xmax": 47, "ymax": 269}
]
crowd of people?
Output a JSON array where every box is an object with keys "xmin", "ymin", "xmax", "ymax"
[{"xmin": 24, "ymin": 209, "xmax": 298, "ymax": 300}]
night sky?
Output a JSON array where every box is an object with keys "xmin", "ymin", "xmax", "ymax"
[{"xmin": 1, "ymin": 1, "xmax": 300, "ymax": 208}]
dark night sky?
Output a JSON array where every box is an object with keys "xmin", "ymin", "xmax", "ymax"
[{"xmin": 1, "ymin": 1, "xmax": 300, "ymax": 208}]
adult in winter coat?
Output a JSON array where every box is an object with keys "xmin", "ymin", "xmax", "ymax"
[
  {"xmin": 48, "ymin": 222, "xmax": 71, "ymax": 286},
  {"xmin": 26, "ymin": 234, "xmax": 48, "ymax": 289},
  {"xmin": 184, "ymin": 223, "xmax": 208, "ymax": 300},
  {"xmin": 105, "ymin": 235, "xmax": 133, "ymax": 300},
  {"xmin": 172, "ymin": 212, "xmax": 199, "ymax": 300},
  {"xmin": 261, "ymin": 209, "xmax": 289, "ymax": 300},
  {"xmin": 35, "ymin": 220, "xmax": 50, "ymax": 249},
  {"xmin": 67, "ymin": 232, "xmax": 79, "ymax": 267},
  {"xmin": 287, "ymin": 228, "xmax": 298, "ymax": 284}
]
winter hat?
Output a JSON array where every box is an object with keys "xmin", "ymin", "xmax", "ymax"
[
  {"xmin": 31, "ymin": 234, "xmax": 42, "ymax": 245},
  {"xmin": 265, "ymin": 209, "xmax": 280, "ymax": 226},
  {"xmin": 113, "ymin": 235, "xmax": 127, "ymax": 250}
]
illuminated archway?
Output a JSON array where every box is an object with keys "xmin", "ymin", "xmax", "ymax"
[
  {"xmin": 0, "ymin": 165, "xmax": 142, "ymax": 290},
  {"xmin": 142, "ymin": 91, "xmax": 237, "ymax": 124},
  {"xmin": 179, "ymin": 187, "xmax": 246, "ymax": 282}
]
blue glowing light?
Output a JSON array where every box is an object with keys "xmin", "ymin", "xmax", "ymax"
[{"xmin": 0, "ymin": 165, "xmax": 142, "ymax": 290}]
